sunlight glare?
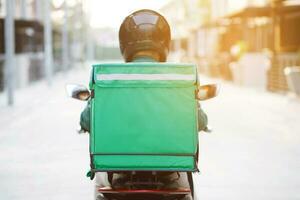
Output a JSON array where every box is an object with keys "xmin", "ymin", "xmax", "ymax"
[{"xmin": 88, "ymin": 0, "xmax": 171, "ymax": 28}]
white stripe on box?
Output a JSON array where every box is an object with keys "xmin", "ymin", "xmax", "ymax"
[{"xmin": 96, "ymin": 74, "xmax": 195, "ymax": 81}]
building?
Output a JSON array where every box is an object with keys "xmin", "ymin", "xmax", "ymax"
[
  {"xmin": 160, "ymin": 0, "xmax": 210, "ymax": 62},
  {"xmin": 162, "ymin": 0, "xmax": 300, "ymax": 92},
  {"xmin": 0, "ymin": 0, "xmax": 87, "ymax": 92}
]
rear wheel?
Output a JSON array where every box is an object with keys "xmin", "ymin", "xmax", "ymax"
[{"xmin": 187, "ymin": 172, "xmax": 194, "ymax": 198}]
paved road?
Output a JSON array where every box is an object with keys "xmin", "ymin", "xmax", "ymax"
[
  {"xmin": 0, "ymin": 66, "xmax": 299, "ymax": 200},
  {"xmin": 195, "ymin": 80, "xmax": 300, "ymax": 200}
]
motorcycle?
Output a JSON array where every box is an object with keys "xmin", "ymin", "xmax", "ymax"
[{"xmin": 67, "ymin": 79, "xmax": 219, "ymax": 200}]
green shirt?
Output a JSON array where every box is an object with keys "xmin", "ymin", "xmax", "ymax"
[{"xmin": 80, "ymin": 57, "xmax": 207, "ymax": 132}]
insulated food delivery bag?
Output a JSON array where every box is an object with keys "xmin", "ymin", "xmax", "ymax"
[{"xmin": 89, "ymin": 62, "xmax": 199, "ymax": 172}]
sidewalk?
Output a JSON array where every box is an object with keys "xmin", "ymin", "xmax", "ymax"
[{"xmin": 0, "ymin": 66, "xmax": 94, "ymax": 200}]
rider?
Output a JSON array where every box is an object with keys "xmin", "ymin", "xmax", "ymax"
[
  {"xmin": 80, "ymin": 9, "xmax": 207, "ymax": 133},
  {"xmin": 80, "ymin": 9, "xmax": 208, "ymax": 190}
]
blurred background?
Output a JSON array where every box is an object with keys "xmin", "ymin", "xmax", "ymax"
[{"xmin": 0, "ymin": 0, "xmax": 300, "ymax": 199}]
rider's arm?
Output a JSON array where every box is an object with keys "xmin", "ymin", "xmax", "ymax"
[
  {"xmin": 80, "ymin": 100, "xmax": 91, "ymax": 132},
  {"xmin": 198, "ymin": 103, "xmax": 208, "ymax": 131}
]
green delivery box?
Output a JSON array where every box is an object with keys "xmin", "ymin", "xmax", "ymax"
[{"xmin": 89, "ymin": 62, "xmax": 199, "ymax": 172}]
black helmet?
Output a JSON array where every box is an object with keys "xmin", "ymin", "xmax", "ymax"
[{"xmin": 119, "ymin": 9, "xmax": 171, "ymax": 62}]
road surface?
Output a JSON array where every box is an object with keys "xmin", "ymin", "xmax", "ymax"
[{"xmin": 0, "ymin": 66, "xmax": 299, "ymax": 199}]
